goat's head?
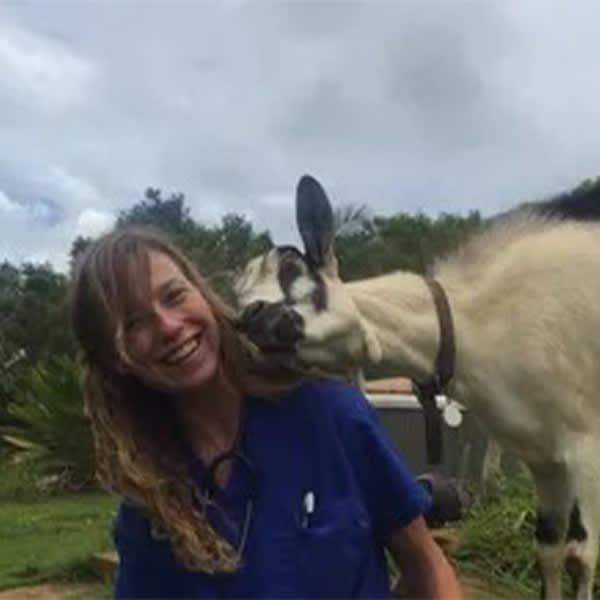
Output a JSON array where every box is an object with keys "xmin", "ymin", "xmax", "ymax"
[{"xmin": 235, "ymin": 175, "xmax": 381, "ymax": 373}]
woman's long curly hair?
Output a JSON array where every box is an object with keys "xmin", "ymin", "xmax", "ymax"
[{"xmin": 69, "ymin": 226, "xmax": 304, "ymax": 574}]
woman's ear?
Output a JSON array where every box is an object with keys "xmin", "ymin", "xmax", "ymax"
[
  {"xmin": 115, "ymin": 359, "xmax": 129, "ymax": 374},
  {"xmin": 114, "ymin": 346, "xmax": 131, "ymax": 374}
]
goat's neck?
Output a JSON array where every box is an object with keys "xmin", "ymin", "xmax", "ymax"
[{"xmin": 345, "ymin": 271, "xmax": 457, "ymax": 383}]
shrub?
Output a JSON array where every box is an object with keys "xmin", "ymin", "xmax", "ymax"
[{"xmin": 6, "ymin": 356, "xmax": 95, "ymax": 494}]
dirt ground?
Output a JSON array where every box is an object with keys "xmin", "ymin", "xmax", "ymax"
[
  {"xmin": 0, "ymin": 575, "xmax": 522, "ymax": 600},
  {"xmin": 0, "ymin": 583, "xmax": 104, "ymax": 600},
  {"xmin": 460, "ymin": 574, "xmax": 520, "ymax": 599}
]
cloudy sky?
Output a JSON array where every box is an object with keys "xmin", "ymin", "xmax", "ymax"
[{"xmin": 1, "ymin": 1, "xmax": 599, "ymax": 271}]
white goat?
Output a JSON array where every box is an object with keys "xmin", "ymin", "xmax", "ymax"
[{"xmin": 235, "ymin": 174, "xmax": 600, "ymax": 600}]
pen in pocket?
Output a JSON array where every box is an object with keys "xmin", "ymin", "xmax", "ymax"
[{"xmin": 301, "ymin": 491, "xmax": 315, "ymax": 527}]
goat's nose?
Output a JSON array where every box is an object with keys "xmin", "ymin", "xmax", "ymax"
[{"xmin": 273, "ymin": 310, "xmax": 304, "ymax": 346}]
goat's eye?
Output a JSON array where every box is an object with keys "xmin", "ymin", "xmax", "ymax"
[{"xmin": 281, "ymin": 250, "xmax": 298, "ymax": 263}]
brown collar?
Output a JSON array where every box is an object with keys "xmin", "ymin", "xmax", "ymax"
[{"xmin": 413, "ymin": 276, "xmax": 456, "ymax": 466}]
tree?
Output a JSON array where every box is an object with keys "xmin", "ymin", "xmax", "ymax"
[
  {"xmin": 0, "ymin": 261, "xmax": 75, "ymax": 426},
  {"xmin": 334, "ymin": 204, "xmax": 375, "ymax": 237},
  {"xmin": 0, "ymin": 262, "xmax": 73, "ymax": 366},
  {"xmin": 69, "ymin": 235, "xmax": 93, "ymax": 272},
  {"xmin": 114, "ymin": 188, "xmax": 273, "ymax": 301},
  {"xmin": 332, "ymin": 204, "xmax": 380, "ymax": 281},
  {"xmin": 117, "ymin": 187, "xmax": 196, "ymax": 236},
  {"xmin": 334, "ymin": 208, "xmax": 484, "ymax": 281}
]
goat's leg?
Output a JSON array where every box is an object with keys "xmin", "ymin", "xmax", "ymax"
[
  {"xmin": 530, "ymin": 461, "xmax": 573, "ymax": 600},
  {"xmin": 562, "ymin": 448, "xmax": 600, "ymax": 600},
  {"xmin": 564, "ymin": 504, "xmax": 597, "ymax": 600}
]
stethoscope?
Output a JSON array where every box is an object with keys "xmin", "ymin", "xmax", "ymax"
[{"xmin": 200, "ymin": 445, "xmax": 259, "ymax": 566}]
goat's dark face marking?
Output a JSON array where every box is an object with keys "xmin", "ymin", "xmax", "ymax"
[
  {"xmin": 235, "ymin": 175, "xmax": 379, "ymax": 369},
  {"xmin": 236, "ymin": 245, "xmax": 325, "ymax": 311},
  {"xmin": 276, "ymin": 246, "xmax": 328, "ymax": 311}
]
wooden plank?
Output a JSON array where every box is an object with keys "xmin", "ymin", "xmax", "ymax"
[
  {"xmin": 363, "ymin": 377, "xmax": 414, "ymax": 395},
  {"xmin": 92, "ymin": 551, "xmax": 119, "ymax": 583}
]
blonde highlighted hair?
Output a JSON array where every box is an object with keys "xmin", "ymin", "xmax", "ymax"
[{"xmin": 70, "ymin": 226, "xmax": 303, "ymax": 573}]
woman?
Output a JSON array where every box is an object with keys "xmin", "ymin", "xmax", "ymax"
[{"xmin": 70, "ymin": 226, "xmax": 463, "ymax": 599}]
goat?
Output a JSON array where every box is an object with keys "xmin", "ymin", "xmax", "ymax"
[{"xmin": 235, "ymin": 174, "xmax": 600, "ymax": 600}]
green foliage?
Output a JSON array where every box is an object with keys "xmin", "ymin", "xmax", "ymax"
[
  {"xmin": 455, "ymin": 464, "xmax": 600, "ymax": 598},
  {"xmin": 335, "ymin": 208, "xmax": 484, "ymax": 281},
  {"xmin": 0, "ymin": 261, "xmax": 74, "ymax": 369},
  {"xmin": 69, "ymin": 235, "xmax": 93, "ymax": 272},
  {"xmin": 0, "ymin": 458, "xmax": 46, "ymax": 502},
  {"xmin": 454, "ymin": 466, "xmax": 538, "ymax": 596},
  {"xmin": 0, "ymin": 493, "xmax": 117, "ymax": 590},
  {"xmin": 7, "ymin": 357, "xmax": 95, "ymax": 493},
  {"xmin": 114, "ymin": 187, "xmax": 273, "ymax": 301},
  {"xmin": 117, "ymin": 187, "xmax": 196, "ymax": 236},
  {"xmin": 195, "ymin": 214, "xmax": 272, "ymax": 303},
  {"xmin": 334, "ymin": 204, "xmax": 375, "ymax": 237},
  {"xmin": 0, "ymin": 260, "xmax": 75, "ymax": 427}
]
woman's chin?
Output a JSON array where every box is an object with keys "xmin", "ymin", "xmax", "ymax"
[{"xmin": 171, "ymin": 350, "xmax": 219, "ymax": 392}]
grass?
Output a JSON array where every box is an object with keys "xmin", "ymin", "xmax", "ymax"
[
  {"xmin": 454, "ymin": 462, "xmax": 600, "ymax": 599},
  {"xmin": 0, "ymin": 473, "xmax": 547, "ymax": 597},
  {"xmin": 0, "ymin": 492, "xmax": 118, "ymax": 591},
  {"xmin": 453, "ymin": 465, "xmax": 539, "ymax": 598}
]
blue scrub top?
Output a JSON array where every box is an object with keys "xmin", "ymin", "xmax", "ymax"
[{"xmin": 113, "ymin": 379, "xmax": 432, "ymax": 599}]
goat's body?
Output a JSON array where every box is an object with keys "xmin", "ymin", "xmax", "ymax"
[
  {"xmin": 342, "ymin": 216, "xmax": 600, "ymax": 599},
  {"xmin": 346, "ymin": 218, "xmax": 600, "ymax": 459},
  {"xmin": 444, "ymin": 218, "xmax": 600, "ymax": 462},
  {"xmin": 236, "ymin": 176, "xmax": 600, "ymax": 599}
]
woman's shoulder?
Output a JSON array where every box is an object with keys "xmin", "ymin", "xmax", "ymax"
[
  {"xmin": 245, "ymin": 379, "xmax": 380, "ymax": 458},
  {"xmin": 280, "ymin": 378, "xmax": 376, "ymax": 425}
]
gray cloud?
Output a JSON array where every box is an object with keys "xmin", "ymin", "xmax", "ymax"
[{"xmin": 1, "ymin": 0, "xmax": 600, "ymax": 270}]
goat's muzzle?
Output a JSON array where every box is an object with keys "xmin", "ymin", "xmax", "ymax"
[{"xmin": 238, "ymin": 300, "xmax": 305, "ymax": 353}]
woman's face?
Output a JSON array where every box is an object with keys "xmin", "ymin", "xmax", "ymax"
[{"xmin": 121, "ymin": 250, "xmax": 221, "ymax": 393}]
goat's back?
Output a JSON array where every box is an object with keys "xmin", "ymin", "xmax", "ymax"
[{"xmin": 441, "ymin": 219, "xmax": 600, "ymax": 448}]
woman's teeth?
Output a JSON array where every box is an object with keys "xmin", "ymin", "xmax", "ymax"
[{"xmin": 164, "ymin": 336, "xmax": 201, "ymax": 364}]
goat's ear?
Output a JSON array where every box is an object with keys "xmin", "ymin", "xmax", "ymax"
[{"xmin": 296, "ymin": 174, "xmax": 335, "ymax": 268}]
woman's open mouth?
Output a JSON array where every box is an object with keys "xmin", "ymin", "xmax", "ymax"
[{"xmin": 161, "ymin": 333, "xmax": 204, "ymax": 366}]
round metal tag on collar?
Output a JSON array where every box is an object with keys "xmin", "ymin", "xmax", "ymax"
[{"xmin": 442, "ymin": 400, "xmax": 463, "ymax": 428}]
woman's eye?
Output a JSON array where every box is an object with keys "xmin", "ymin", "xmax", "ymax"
[
  {"xmin": 124, "ymin": 315, "xmax": 143, "ymax": 332},
  {"xmin": 165, "ymin": 288, "xmax": 186, "ymax": 305}
]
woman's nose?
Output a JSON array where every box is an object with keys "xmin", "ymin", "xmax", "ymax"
[{"xmin": 154, "ymin": 307, "xmax": 183, "ymax": 338}]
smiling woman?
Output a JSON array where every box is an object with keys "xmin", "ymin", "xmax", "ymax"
[
  {"xmin": 119, "ymin": 251, "xmax": 221, "ymax": 393},
  {"xmin": 69, "ymin": 225, "xmax": 463, "ymax": 599}
]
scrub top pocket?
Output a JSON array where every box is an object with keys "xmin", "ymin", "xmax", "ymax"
[{"xmin": 293, "ymin": 496, "xmax": 375, "ymax": 598}]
